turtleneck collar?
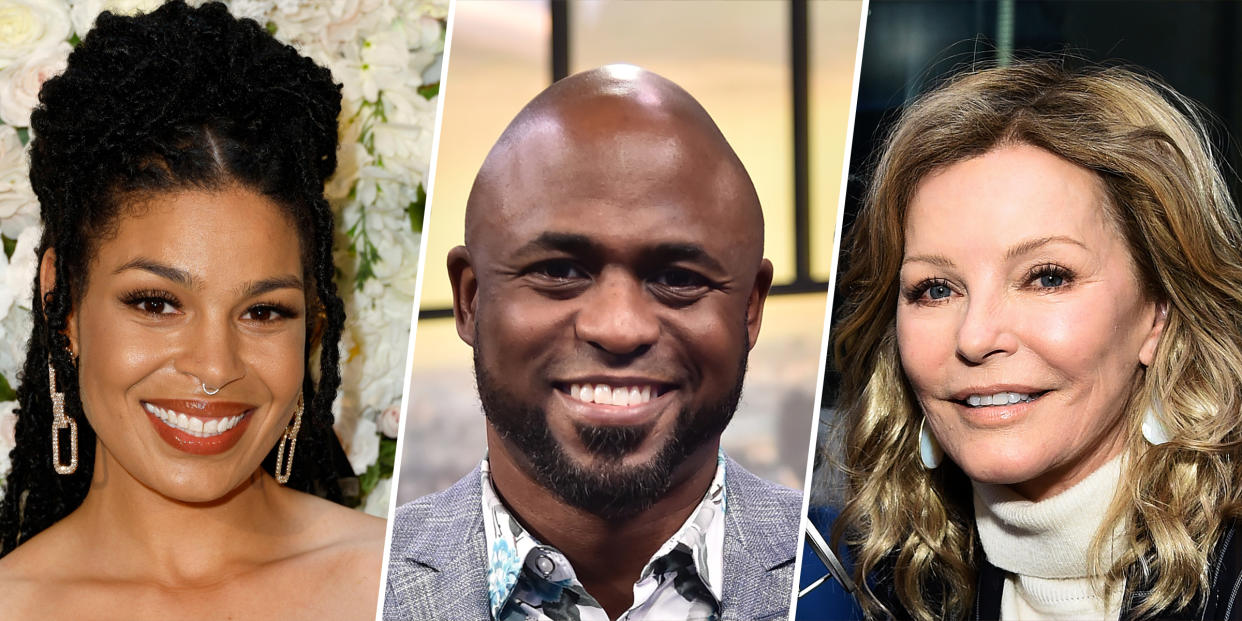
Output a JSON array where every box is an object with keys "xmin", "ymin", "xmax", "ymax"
[{"xmin": 973, "ymin": 454, "xmax": 1124, "ymax": 579}]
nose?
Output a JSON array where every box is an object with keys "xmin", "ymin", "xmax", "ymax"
[
  {"xmin": 955, "ymin": 293, "xmax": 1019, "ymax": 364},
  {"xmin": 175, "ymin": 313, "xmax": 245, "ymax": 393},
  {"xmin": 574, "ymin": 269, "xmax": 660, "ymax": 357}
]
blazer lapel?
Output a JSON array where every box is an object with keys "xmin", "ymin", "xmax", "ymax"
[
  {"xmin": 388, "ymin": 468, "xmax": 492, "ymax": 621},
  {"xmin": 721, "ymin": 457, "xmax": 800, "ymax": 621}
]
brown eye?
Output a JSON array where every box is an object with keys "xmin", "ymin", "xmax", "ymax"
[
  {"xmin": 141, "ymin": 299, "xmax": 170, "ymax": 314},
  {"xmin": 530, "ymin": 260, "xmax": 587, "ymax": 281},
  {"xmin": 652, "ymin": 268, "xmax": 708, "ymax": 289},
  {"xmin": 242, "ymin": 305, "xmax": 292, "ymax": 322}
]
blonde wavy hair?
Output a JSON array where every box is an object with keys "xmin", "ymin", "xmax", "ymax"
[{"xmin": 831, "ymin": 61, "xmax": 1242, "ymax": 620}]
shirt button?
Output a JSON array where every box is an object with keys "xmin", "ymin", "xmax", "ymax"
[{"xmin": 535, "ymin": 554, "xmax": 555, "ymax": 576}]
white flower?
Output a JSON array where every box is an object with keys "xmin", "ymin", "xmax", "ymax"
[
  {"xmin": 345, "ymin": 415, "xmax": 378, "ymax": 475},
  {"xmin": 0, "ymin": 226, "xmax": 39, "ymax": 375},
  {"xmin": 0, "ymin": 0, "xmax": 70, "ymax": 70},
  {"xmin": 378, "ymin": 404, "xmax": 400, "ymax": 438},
  {"xmin": 220, "ymin": 0, "xmax": 271, "ymax": 24},
  {"xmin": 362, "ymin": 476, "xmax": 390, "ymax": 516},
  {"xmin": 0, "ymin": 126, "xmax": 39, "ymax": 238},
  {"xmin": 0, "ymin": 39, "xmax": 68, "ymax": 127},
  {"xmin": 68, "ymin": 0, "xmax": 161, "ymax": 40},
  {"xmin": 0, "ymin": 400, "xmax": 17, "ymax": 481}
]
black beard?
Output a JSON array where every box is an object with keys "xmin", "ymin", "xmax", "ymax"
[{"xmin": 474, "ymin": 347, "xmax": 747, "ymax": 521}]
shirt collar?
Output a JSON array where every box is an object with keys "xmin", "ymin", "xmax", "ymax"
[{"xmin": 481, "ymin": 450, "xmax": 728, "ymax": 619}]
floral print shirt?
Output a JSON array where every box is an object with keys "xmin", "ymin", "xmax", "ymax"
[{"xmin": 481, "ymin": 451, "xmax": 727, "ymax": 621}]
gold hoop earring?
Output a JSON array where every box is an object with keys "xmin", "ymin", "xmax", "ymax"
[
  {"xmin": 274, "ymin": 393, "xmax": 303, "ymax": 485},
  {"xmin": 48, "ymin": 358, "xmax": 78, "ymax": 475}
]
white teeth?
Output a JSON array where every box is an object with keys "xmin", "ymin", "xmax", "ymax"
[
  {"xmin": 142, "ymin": 402, "xmax": 243, "ymax": 437},
  {"xmin": 964, "ymin": 391, "xmax": 1036, "ymax": 407},
  {"xmin": 611, "ymin": 389, "xmax": 629, "ymax": 407},
  {"xmin": 567, "ymin": 383, "xmax": 659, "ymax": 406}
]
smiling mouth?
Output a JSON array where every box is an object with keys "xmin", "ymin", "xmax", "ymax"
[
  {"xmin": 143, "ymin": 402, "xmax": 248, "ymax": 437},
  {"xmin": 559, "ymin": 383, "xmax": 672, "ymax": 407},
  {"xmin": 956, "ymin": 390, "xmax": 1048, "ymax": 408}
]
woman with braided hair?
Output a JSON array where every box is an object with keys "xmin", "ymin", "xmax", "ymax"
[{"xmin": 0, "ymin": 2, "xmax": 383, "ymax": 617}]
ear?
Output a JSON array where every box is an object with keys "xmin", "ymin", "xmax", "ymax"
[
  {"xmin": 745, "ymin": 258, "xmax": 774, "ymax": 350},
  {"xmin": 447, "ymin": 245, "xmax": 478, "ymax": 347},
  {"xmin": 39, "ymin": 247, "xmax": 78, "ymax": 356},
  {"xmin": 1138, "ymin": 299, "xmax": 1167, "ymax": 367}
]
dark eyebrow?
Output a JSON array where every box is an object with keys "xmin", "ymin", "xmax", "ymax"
[
  {"xmin": 512, "ymin": 232, "xmax": 598, "ymax": 259},
  {"xmin": 114, "ymin": 258, "xmax": 302, "ymax": 297},
  {"xmin": 645, "ymin": 242, "xmax": 726, "ymax": 273},
  {"xmin": 114, "ymin": 258, "xmax": 197, "ymax": 288},
  {"xmin": 239, "ymin": 275, "xmax": 304, "ymax": 298},
  {"xmin": 512, "ymin": 232, "xmax": 727, "ymax": 272}
]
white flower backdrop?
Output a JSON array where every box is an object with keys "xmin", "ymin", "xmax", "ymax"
[{"xmin": 0, "ymin": 0, "xmax": 446, "ymax": 516}]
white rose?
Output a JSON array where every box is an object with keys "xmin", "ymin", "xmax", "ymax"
[
  {"xmin": 0, "ymin": 0, "xmax": 70, "ymax": 70},
  {"xmin": 220, "ymin": 0, "xmax": 271, "ymax": 25},
  {"xmin": 0, "ymin": 39, "xmax": 67, "ymax": 127},
  {"xmin": 0, "ymin": 225, "xmax": 38, "ymax": 380},
  {"xmin": 0, "ymin": 400, "xmax": 17, "ymax": 480},
  {"xmin": 362, "ymin": 476, "xmax": 390, "ymax": 517},
  {"xmin": 0, "ymin": 126, "xmax": 39, "ymax": 239},
  {"xmin": 345, "ymin": 415, "xmax": 377, "ymax": 475},
  {"xmin": 378, "ymin": 404, "xmax": 400, "ymax": 438},
  {"xmin": 68, "ymin": 0, "xmax": 160, "ymax": 40},
  {"xmin": 5, "ymin": 224, "xmax": 40, "ymax": 308}
]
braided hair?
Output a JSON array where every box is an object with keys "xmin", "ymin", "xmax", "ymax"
[{"xmin": 0, "ymin": 1, "xmax": 354, "ymax": 556}]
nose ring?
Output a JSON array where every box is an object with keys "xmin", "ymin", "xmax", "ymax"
[{"xmin": 202, "ymin": 383, "xmax": 221, "ymax": 396}]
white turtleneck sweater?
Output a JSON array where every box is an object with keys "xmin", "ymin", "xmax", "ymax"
[{"xmin": 973, "ymin": 456, "xmax": 1125, "ymax": 620}]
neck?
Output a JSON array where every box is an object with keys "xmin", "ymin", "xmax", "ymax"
[
  {"xmin": 63, "ymin": 439, "xmax": 305, "ymax": 586},
  {"xmin": 486, "ymin": 426, "xmax": 720, "ymax": 618}
]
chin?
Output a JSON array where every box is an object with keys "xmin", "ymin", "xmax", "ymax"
[{"xmin": 946, "ymin": 441, "xmax": 1051, "ymax": 488}]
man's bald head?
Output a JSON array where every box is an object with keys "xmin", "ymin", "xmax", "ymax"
[{"xmin": 464, "ymin": 65, "xmax": 764, "ymax": 267}]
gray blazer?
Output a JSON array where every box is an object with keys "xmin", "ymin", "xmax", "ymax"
[{"xmin": 383, "ymin": 455, "xmax": 801, "ymax": 621}]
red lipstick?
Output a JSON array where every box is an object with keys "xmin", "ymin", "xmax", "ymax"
[{"xmin": 142, "ymin": 399, "xmax": 255, "ymax": 456}]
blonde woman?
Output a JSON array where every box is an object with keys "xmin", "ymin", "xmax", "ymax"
[{"xmin": 827, "ymin": 62, "xmax": 1242, "ymax": 620}]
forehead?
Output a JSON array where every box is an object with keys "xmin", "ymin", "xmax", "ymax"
[
  {"xmin": 91, "ymin": 187, "xmax": 302, "ymax": 280},
  {"xmin": 904, "ymin": 144, "xmax": 1120, "ymax": 256},
  {"xmin": 475, "ymin": 118, "xmax": 758, "ymax": 263}
]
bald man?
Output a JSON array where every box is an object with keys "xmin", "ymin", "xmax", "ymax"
[{"xmin": 384, "ymin": 65, "xmax": 799, "ymax": 621}]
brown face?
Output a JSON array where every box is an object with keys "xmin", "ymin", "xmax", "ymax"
[
  {"xmin": 450, "ymin": 95, "xmax": 771, "ymax": 516},
  {"xmin": 55, "ymin": 186, "xmax": 307, "ymax": 502}
]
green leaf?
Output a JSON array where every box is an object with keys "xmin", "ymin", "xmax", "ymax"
[
  {"xmin": 266, "ymin": 21, "xmax": 278, "ymax": 35},
  {"xmin": 2, "ymin": 235, "xmax": 14, "ymax": 260},
  {"xmin": 0, "ymin": 373, "xmax": 16, "ymax": 402},
  {"xmin": 378, "ymin": 436, "xmax": 396, "ymax": 476},
  {"xmin": 15, "ymin": 128, "xmax": 28, "ymax": 146},
  {"xmin": 418, "ymin": 83, "xmax": 439, "ymax": 100},
  {"xmin": 69, "ymin": 33, "xmax": 81, "ymax": 47},
  {"xmin": 359, "ymin": 460, "xmax": 381, "ymax": 497},
  {"xmin": 405, "ymin": 184, "xmax": 427, "ymax": 233}
]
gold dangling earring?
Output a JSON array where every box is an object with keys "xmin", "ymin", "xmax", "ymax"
[
  {"xmin": 274, "ymin": 392, "xmax": 303, "ymax": 485},
  {"xmin": 48, "ymin": 358, "xmax": 78, "ymax": 475}
]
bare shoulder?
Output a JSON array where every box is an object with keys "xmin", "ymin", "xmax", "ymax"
[
  {"xmin": 277, "ymin": 491, "xmax": 386, "ymax": 617},
  {"xmin": 0, "ymin": 518, "xmax": 86, "ymax": 617},
  {"xmin": 291, "ymin": 490, "xmax": 386, "ymax": 549}
]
